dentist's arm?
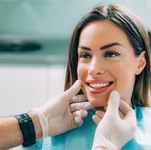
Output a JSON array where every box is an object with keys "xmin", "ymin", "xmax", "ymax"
[
  {"xmin": 0, "ymin": 111, "xmax": 41, "ymax": 149},
  {"xmin": 0, "ymin": 80, "xmax": 93, "ymax": 150},
  {"xmin": 92, "ymin": 91, "xmax": 137, "ymax": 150}
]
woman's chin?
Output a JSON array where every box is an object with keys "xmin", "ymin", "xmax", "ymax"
[{"xmin": 89, "ymin": 99, "xmax": 108, "ymax": 107}]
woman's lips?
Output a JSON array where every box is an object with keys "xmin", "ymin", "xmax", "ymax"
[{"xmin": 86, "ymin": 81, "xmax": 113, "ymax": 94}]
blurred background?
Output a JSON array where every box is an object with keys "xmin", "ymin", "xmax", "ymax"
[
  {"xmin": 0, "ymin": 0, "xmax": 151, "ymax": 119},
  {"xmin": 0, "ymin": 0, "xmax": 150, "ymax": 149}
]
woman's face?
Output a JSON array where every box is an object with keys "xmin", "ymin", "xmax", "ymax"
[{"xmin": 77, "ymin": 21, "xmax": 144, "ymax": 107}]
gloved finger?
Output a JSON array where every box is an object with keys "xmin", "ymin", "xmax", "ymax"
[
  {"xmin": 62, "ymin": 80, "xmax": 81, "ymax": 101},
  {"xmin": 92, "ymin": 115, "xmax": 101, "ymax": 125},
  {"xmin": 119, "ymin": 109, "xmax": 125, "ymax": 118},
  {"xmin": 74, "ymin": 117, "xmax": 83, "ymax": 127},
  {"xmin": 105, "ymin": 105, "xmax": 124, "ymax": 118},
  {"xmin": 70, "ymin": 94, "xmax": 87, "ymax": 103},
  {"xmin": 72, "ymin": 110, "xmax": 88, "ymax": 118},
  {"xmin": 119, "ymin": 99, "xmax": 133, "ymax": 114},
  {"xmin": 119, "ymin": 100, "xmax": 136, "ymax": 123},
  {"xmin": 70, "ymin": 101, "xmax": 94, "ymax": 112},
  {"xmin": 124, "ymin": 109, "xmax": 136, "ymax": 125},
  {"xmin": 95, "ymin": 110, "xmax": 105, "ymax": 119},
  {"xmin": 106, "ymin": 90, "xmax": 120, "ymax": 116}
]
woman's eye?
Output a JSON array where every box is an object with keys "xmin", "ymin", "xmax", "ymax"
[
  {"xmin": 105, "ymin": 52, "xmax": 119, "ymax": 57},
  {"xmin": 80, "ymin": 53, "xmax": 91, "ymax": 59}
]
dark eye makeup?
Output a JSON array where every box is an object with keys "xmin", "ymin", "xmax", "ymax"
[
  {"xmin": 80, "ymin": 52, "xmax": 91, "ymax": 59},
  {"xmin": 104, "ymin": 51, "xmax": 120, "ymax": 58}
]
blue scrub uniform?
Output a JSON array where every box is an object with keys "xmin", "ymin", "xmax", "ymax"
[{"xmin": 23, "ymin": 106, "xmax": 151, "ymax": 150}]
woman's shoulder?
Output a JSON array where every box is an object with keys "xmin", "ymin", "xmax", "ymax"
[
  {"xmin": 135, "ymin": 105, "xmax": 151, "ymax": 113},
  {"xmin": 135, "ymin": 106, "xmax": 151, "ymax": 123}
]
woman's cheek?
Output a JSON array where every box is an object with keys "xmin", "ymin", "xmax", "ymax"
[{"xmin": 77, "ymin": 64, "xmax": 85, "ymax": 82}]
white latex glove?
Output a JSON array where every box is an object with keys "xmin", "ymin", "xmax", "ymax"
[
  {"xmin": 92, "ymin": 90, "xmax": 137, "ymax": 150},
  {"xmin": 33, "ymin": 80, "xmax": 94, "ymax": 138}
]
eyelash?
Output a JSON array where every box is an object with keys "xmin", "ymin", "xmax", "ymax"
[
  {"xmin": 79, "ymin": 51, "xmax": 120, "ymax": 59},
  {"xmin": 80, "ymin": 53, "xmax": 91, "ymax": 59},
  {"xmin": 104, "ymin": 51, "xmax": 120, "ymax": 57}
]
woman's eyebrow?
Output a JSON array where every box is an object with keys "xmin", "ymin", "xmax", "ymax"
[
  {"xmin": 100, "ymin": 42, "xmax": 124, "ymax": 50},
  {"xmin": 78, "ymin": 45, "xmax": 91, "ymax": 51},
  {"xmin": 78, "ymin": 42, "xmax": 124, "ymax": 51}
]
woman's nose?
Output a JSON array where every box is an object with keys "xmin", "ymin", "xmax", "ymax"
[{"xmin": 89, "ymin": 58, "xmax": 105, "ymax": 77}]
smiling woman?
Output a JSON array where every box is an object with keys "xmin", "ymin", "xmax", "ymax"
[
  {"xmin": 62, "ymin": 3, "xmax": 151, "ymax": 150},
  {"xmin": 22, "ymin": 3, "xmax": 151, "ymax": 150}
]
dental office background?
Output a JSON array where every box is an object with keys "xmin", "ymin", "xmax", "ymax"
[
  {"xmin": 0, "ymin": 0, "xmax": 151, "ymax": 115},
  {"xmin": 0, "ymin": 0, "xmax": 150, "ymax": 140}
]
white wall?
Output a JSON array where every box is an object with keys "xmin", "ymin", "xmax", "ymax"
[{"xmin": 0, "ymin": 64, "xmax": 65, "ymax": 116}]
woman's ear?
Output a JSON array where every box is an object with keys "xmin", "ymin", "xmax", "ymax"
[{"xmin": 135, "ymin": 51, "xmax": 146, "ymax": 75}]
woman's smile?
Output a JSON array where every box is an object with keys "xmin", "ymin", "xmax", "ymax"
[{"xmin": 86, "ymin": 81, "xmax": 113, "ymax": 94}]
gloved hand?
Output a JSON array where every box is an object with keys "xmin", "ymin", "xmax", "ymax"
[
  {"xmin": 33, "ymin": 80, "xmax": 94, "ymax": 138},
  {"xmin": 92, "ymin": 91, "xmax": 137, "ymax": 150}
]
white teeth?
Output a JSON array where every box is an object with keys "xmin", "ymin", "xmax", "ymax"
[{"xmin": 90, "ymin": 83, "xmax": 110, "ymax": 88}]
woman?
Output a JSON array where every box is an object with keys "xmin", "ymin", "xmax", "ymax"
[
  {"xmin": 23, "ymin": 3, "xmax": 151, "ymax": 150},
  {"xmin": 63, "ymin": 3, "xmax": 151, "ymax": 150}
]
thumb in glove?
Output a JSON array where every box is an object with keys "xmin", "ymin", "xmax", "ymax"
[
  {"xmin": 33, "ymin": 80, "xmax": 93, "ymax": 138},
  {"xmin": 92, "ymin": 90, "xmax": 137, "ymax": 150}
]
